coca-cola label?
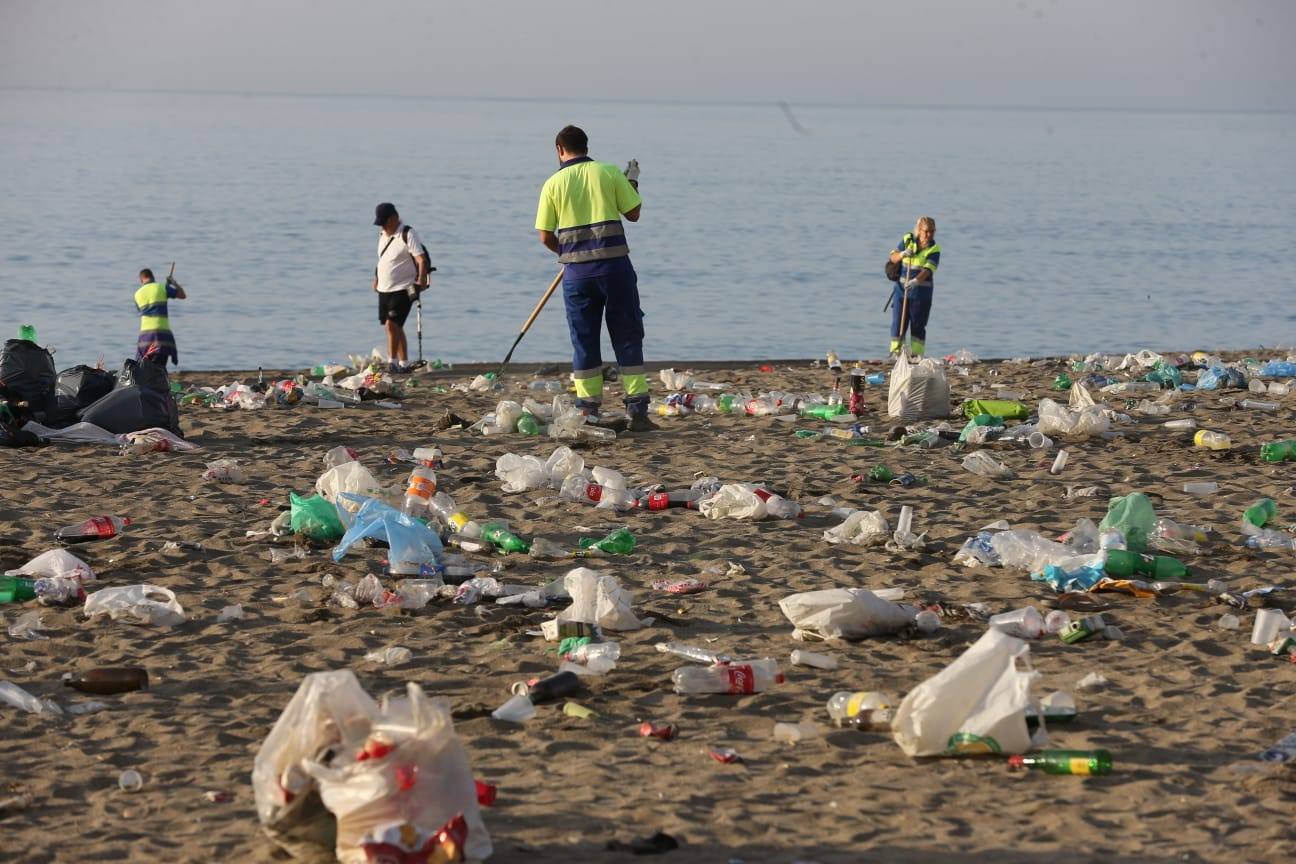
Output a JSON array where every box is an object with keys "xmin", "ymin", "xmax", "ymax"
[
  {"xmin": 587, "ymin": 484, "xmax": 602, "ymax": 502},
  {"xmin": 725, "ymin": 664, "xmax": 756, "ymax": 694},
  {"xmin": 645, "ymin": 493, "xmax": 668, "ymax": 510}
]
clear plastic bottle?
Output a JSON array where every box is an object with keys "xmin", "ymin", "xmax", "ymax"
[
  {"xmin": 671, "ymin": 659, "xmax": 782, "ymax": 694},
  {"xmin": 1183, "ymin": 481, "xmax": 1217, "ymax": 495},
  {"xmin": 1163, "ymin": 418, "xmax": 1197, "ymax": 431},
  {"xmin": 403, "ymin": 466, "xmax": 437, "ymax": 515},
  {"xmin": 1239, "ymin": 399, "xmax": 1279, "ymax": 412},
  {"xmin": 1193, "ymin": 430, "xmax": 1231, "ymax": 450},
  {"xmin": 789, "ymin": 649, "xmax": 837, "ymax": 670},
  {"xmin": 826, "ymin": 691, "xmax": 895, "ymax": 729},
  {"xmin": 655, "ymin": 641, "xmax": 732, "ymax": 664},
  {"xmin": 428, "ymin": 492, "xmax": 482, "ymax": 538}
]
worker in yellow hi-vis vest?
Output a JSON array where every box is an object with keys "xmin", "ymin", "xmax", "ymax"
[
  {"xmin": 535, "ymin": 125, "xmax": 655, "ymax": 433},
  {"xmin": 134, "ymin": 266, "xmax": 187, "ymax": 366},
  {"xmin": 887, "ymin": 216, "xmax": 940, "ymax": 357}
]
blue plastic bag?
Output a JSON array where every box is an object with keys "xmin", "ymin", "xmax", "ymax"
[
  {"xmin": 1195, "ymin": 366, "xmax": 1246, "ymax": 391},
  {"xmin": 332, "ymin": 494, "xmax": 443, "ymax": 575},
  {"xmin": 1033, "ymin": 561, "xmax": 1105, "ymax": 593},
  {"xmin": 1259, "ymin": 360, "xmax": 1296, "ymax": 378}
]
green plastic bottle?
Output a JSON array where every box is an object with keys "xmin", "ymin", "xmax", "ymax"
[
  {"xmin": 1052, "ymin": 373, "xmax": 1072, "ymax": 391},
  {"xmin": 1103, "ymin": 549, "xmax": 1189, "ymax": 580},
  {"xmin": 800, "ymin": 403, "xmax": 848, "ymax": 421},
  {"xmin": 868, "ymin": 464, "xmax": 895, "ymax": 482},
  {"xmin": 577, "ymin": 527, "xmax": 636, "ymax": 555},
  {"xmin": 1260, "ymin": 441, "xmax": 1296, "ymax": 463},
  {"xmin": 0, "ymin": 576, "xmax": 37, "ymax": 604},
  {"xmin": 481, "ymin": 522, "xmax": 529, "ymax": 554},
  {"xmin": 18, "ymin": 324, "xmax": 36, "ymax": 342},
  {"xmin": 1008, "ymin": 749, "xmax": 1112, "ymax": 776},
  {"xmin": 1243, "ymin": 498, "xmax": 1278, "ymax": 529},
  {"xmin": 517, "ymin": 412, "xmax": 541, "ymax": 436}
]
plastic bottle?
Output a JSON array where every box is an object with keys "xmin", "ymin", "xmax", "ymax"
[
  {"xmin": 868, "ymin": 464, "xmax": 895, "ymax": 482},
  {"xmin": 1260, "ymin": 440, "xmax": 1296, "ymax": 463},
  {"xmin": 576, "ymin": 527, "xmax": 636, "ymax": 556},
  {"xmin": 789, "ymin": 649, "xmax": 838, "ymax": 670},
  {"xmin": 403, "ymin": 466, "xmax": 437, "ymax": 515},
  {"xmin": 1239, "ymin": 399, "xmax": 1278, "ymax": 412},
  {"xmin": 33, "ymin": 577, "xmax": 84, "ymax": 606},
  {"xmin": 988, "ymin": 606, "xmax": 1045, "ymax": 639},
  {"xmin": 412, "ymin": 446, "xmax": 444, "ymax": 469},
  {"xmin": 655, "ymin": 641, "xmax": 732, "ymax": 664},
  {"xmin": 0, "ymin": 576, "xmax": 37, "ymax": 604},
  {"xmin": 54, "ymin": 516, "xmax": 131, "ymax": 544},
  {"xmin": 637, "ymin": 489, "xmax": 704, "ymax": 510},
  {"xmin": 1243, "ymin": 497, "xmax": 1278, "ymax": 530},
  {"xmin": 671, "ymin": 659, "xmax": 783, "ymax": 695},
  {"xmin": 1007, "ymin": 749, "xmax": 1112, "ymax": 776},
  {"xmin": 1162, "ymin": 419, "xmax": 1197, "ymax": 431},
  {"xmin": 1050, "ymin": 449, "xmax": 1068, "ymax": 475},
  {"xmin": 428, "ymin": 492, "xmax": 482, "ymax": 538},
  {"xmin": 1183, "ymin": 481, "xmax": 1217, "ymax": 495},
  {"xmin": 64, "ymin": 667, "xmax": 149, "ymax": 695},
  {"xmin": 826, "ymin": 691, "xmax": 894, "ymax": 729},
  {"xmin": 1193, "ymin": 430, "xmax": 1231, "ymax": 450},
  {"xmin": 481, "ymin": 521, "xmax": 529, "ymax": 554},
  {"xmin": 18, "ymin": 324, "xmax": 37, "ymax": 342},
  {"xmin": 827, "ymin": 351, "xmax": 842, "ymax": 373},
  {"xmin": 1103, "ymin": 549, "xmax": 1189, "ymax": 580}
]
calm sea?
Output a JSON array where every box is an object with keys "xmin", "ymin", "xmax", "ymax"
[{"xmin": 1, "ymin": 88, "xmax": 1293, "ymax": 370}]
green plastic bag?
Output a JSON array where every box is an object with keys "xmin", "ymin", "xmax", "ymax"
[
  {"xmin": 1099, "ymin": 492, "xmax": 1157, "ymax": 552},
  {"xmin": 290, "ymin": 492, "xmax": 345, "ymax": 542},
  {"xmin": 963, "ymin": 399, "xmax": 1029, "ymax": 421},
  {"xmin": 1144, "ymin": 362, "xmax": 1182, "ymax": 389},
  {"xmin": 959, "ymin": 414, "xmax": 1004, "ymax": 442}
]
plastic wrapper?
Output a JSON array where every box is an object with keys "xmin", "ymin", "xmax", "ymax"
[
  {"xmin": 556, "ymin": 567, "xmax": 641, "ymax": 631},
  {"xmin": 778, "ymin": 588, "xmax": 914, "ymax": 640},
  {"xmin": 698, "ymin": 484, "xmax": 767, "ymax": 520},
  {"xmin": 316, "ymin": 462, "xmax": 383, "ymax": 514},
  {"xmin": 892, "ymin": 628, "xmax": 1042, "ymax": 757},
  {"xmin": 822, "ymin": 510, "xmax": 889, "ymax": 546},
  {"xmin": 83, "ymin": 584, "xmax": 185, "ymax": 627},
  {"xmin": 494, "ymin": 453, "xmax": 549, "ymax": 493},
  {"xmin": 4, "ymin": 548, "xmax": 95, "ymax": 583}
]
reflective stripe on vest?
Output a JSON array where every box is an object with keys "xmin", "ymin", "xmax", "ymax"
[
  {"xmin": 556, "ymin": 219, "xmax": 628, "ymax": 264},
  {"xmin": 903, "ymin": 235, "xmax": 940, "ymax": 280},
  {"xmin": 135, "ymin": 281, "xmax": 170, "ymax": 331}
]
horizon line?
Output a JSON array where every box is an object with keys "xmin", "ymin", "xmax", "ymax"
[{"xmin": 0, "ymin": 84, "xmax": 1291, "ymax": 117}]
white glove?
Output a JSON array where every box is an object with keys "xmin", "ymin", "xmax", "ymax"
[
  {"xmin": 902, "ymin": 278, "xmax": 919, "ymax": 290},
  {"xmin": 623, "ymin": 159, "xmax": 640, "ymax": 183}
]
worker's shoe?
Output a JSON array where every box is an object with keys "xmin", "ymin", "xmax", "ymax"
[
  {"xmin": 626, "ymin": 413, "xmax": 659, "ymax": 433},
  {"xmin": 575, "ymin": 399, "xmax": 601, "ymax": 421}
]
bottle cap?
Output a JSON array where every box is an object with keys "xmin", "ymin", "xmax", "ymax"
[{"xmin": 1006, "ymin": 754, "xmax": 1026, "ymax": 770}]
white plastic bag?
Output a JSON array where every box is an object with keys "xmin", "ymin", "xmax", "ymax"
[
  {"xmin": 822, "ymin": 510, "xmax": 889, "ymax": 547},
  {"xmin": 545, "ymin": 446, "xmax": 584, "ymax": 486},
  {"xmin": 557, "ymin": 567, "xmax": 641, "ymax": 631},
  {"xmin": 887, "ymin": 354, "xmax": 950, "ymax": 421},
  {"xmin": 698, "ymin": 484, "xmax": 767, "ymax": 520},
  {"xmin": 203, "ymin": 458, "xmax": 248, "ymax": 484},
  {"xmin": 1037, "ymin": 398, "xmax": 1111, "ymax": 438},
  {"xmin": 83, "ymin": 584, "xmax": 185, "ymax": 627},
  {"xmin": 317, "ymin": 461, "xmax": 382, "ymax": 513},
  {"xmin": 4, "ymin": 548, "xmax": 95, "ymax": 582},
  {"xmin": 778, "ymin": 588, "xmax": 914, "ymax": 639},
  {"xmin": 494, "ymin": 453, "xmax": 549, "ymax": 493},
  {"xmin": 305, "ymin": 682, "xmax": 492, "ymax": 863},
  {"xmin": 891, "ymin": 628, "xmax": 1041, "ymax": 757},
  {"xmin": 962, "ymin": 451, "xmax": 1014, "ymax": 479}
]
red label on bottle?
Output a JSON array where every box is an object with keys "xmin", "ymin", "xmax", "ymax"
[
  {"xmin": 645, "ymin": 493, "xmax": 668, "ymax": 510},
  {"xmin": 725, "ymin": 664, "xmax": 756, "ymax": 694},
  {"xmin": 587, "ymin": 484, "xmax": 603, "ymax": 502},
  {"xmin": 88, "ymin": 516, "xmax": 114, "ymax": 537}
]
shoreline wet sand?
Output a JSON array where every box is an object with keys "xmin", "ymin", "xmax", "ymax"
[{"xmin": 1, "ymin": 350, "xmax": 1293, "ymax": 863}]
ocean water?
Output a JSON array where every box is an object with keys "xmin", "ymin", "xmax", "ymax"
[{"xmin": 1, "ymin": 88, "xmax": 1293, "ymax": 370}]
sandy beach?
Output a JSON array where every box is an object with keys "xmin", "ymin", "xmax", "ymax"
[{"xmin": 2, "ymin": 351, "xmax": 1294, "ymax": 864}]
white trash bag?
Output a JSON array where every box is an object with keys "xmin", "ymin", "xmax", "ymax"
[
  {"xmin": 4, "ymin": 548, "xmax": 95, "ymax": 583},
  {"xmin": 698, "ymin": 484, "xmax": 767, "ymax": 520},
  {"xmin": 891, "ymin": 628, "xmax": 1042, "ymax": 757},
  {"xmin": 83, "ymin": 584, "xmax": 185, "ymax": 627},
  {"xmin": 778, "ymin": 588, "xmax": 914, "ymax": 640},
  {"xmin": 545, "ymin": 446, "xmax": 584, "ymax": 486},
  {"xmin": 317, "ymin": 461, "xmax": 383, "ymax": 514},
  {"xmin": 887, "ymin": 353, "xmax": 950, "ymax": 421},
  {"xmin": 557, "ymin": 566, "xmax": 641, "ymax": 631},
  {"xmin": 822, "ymin": 510, "xmax": 889, "ymax": 547}
]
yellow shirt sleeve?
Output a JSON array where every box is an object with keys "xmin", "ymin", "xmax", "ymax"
[
  {"xmin": 535, "ymin": 178, "xmax": 558, "ymax": 232},
  {"xmin": 613, "ymin": 168, "xmax": 642, "ymax": 215}
]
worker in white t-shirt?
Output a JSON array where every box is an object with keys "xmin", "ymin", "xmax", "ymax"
[{"xmin": 372, "ymin": 202, "xmax": 429, "ymax": 372}]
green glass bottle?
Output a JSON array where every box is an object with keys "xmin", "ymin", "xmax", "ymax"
[
  {"xmin": 1103, "ymin": 549, "xmax": 1189, "ymax": 580},
  {"xmin": 17, "ymin": 324, "xmax": 36, "ymax": 342},
  {"xmin": 868, "ymin": 464, "xmax": 895, "ymax": 482},
  {"xmin": 0, "ymin": 576, "xmax": 38, "ymax": 604},
  {"xmin": 481, "ymin": 522, "xmax": 530, "ymax": 554},
  {"xmin": 1243, "ymin": 498, "xmax": 1278, "ymax": 529},
  {"xmin": 517, "ymin": 412, "xmax": 541, "ymax": 436},
  {"xmin": 1260, "ymin": 441, "xmax": 1296, "ymax": 463},
  {"xmin": 577, "ymin": 527, "xmax": 636, "ymax": 555},
  {"xmin": 1008, "ymin": 749, "xmax": 1112, "ymax": 775}
]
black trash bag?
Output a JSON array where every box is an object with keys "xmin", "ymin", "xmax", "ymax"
[
  {"xmin": 0, "ymin": 339, "xmax": 57, "ymax": 420},
  {"xmin": 57, "ymin": 364, "xmax": 117, "ymax": 407},
  {"xmin": 79, "ymin": 385, "xmax": 181, "ymax": 436},
  {"xmin": 116, "ymin": 356, "xmax": 170, "ymax": 393},
  {"xmin": 0, "ymin": 390, "xmax": 49, "ymax": 448}
]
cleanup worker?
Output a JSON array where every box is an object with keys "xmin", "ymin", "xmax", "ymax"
[
  {"xmin": 372, "ymin": 202, "xmax": 429, "ymax": 372},
  {"xmin": 135, "ymin": 267, "xmax": 186, "ymax": 366},
  {"xmin": 887, "ymin": 216, "xmax": 940, "ymax": 357},
  {"xmin": 535, "ymin": 125, "xmax": 655, "ymax": 432}
]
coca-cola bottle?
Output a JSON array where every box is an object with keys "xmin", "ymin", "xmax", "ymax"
[
  {"xmin": 671, "ymin": 659, "xmax": 783, "ymax": 694},
  {"xmin": 55, "ymin": 516, "xmax": 132, "ymax": 544}
]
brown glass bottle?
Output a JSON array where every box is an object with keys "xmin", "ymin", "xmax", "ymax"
[{"xmin": 64, "ymin": 667, "xmax": 149, "ymax": 695}]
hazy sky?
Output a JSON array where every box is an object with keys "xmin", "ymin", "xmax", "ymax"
[{"xmin": 1, "ymin": 0, "xmax": 1292, "ymax": 110}]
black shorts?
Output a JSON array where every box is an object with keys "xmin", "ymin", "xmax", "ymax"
[{"xmin": 378, "ymin": 290, "xmax": 413, "ymax": 326}]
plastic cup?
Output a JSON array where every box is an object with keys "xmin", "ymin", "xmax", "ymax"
[
  {"xmin": 789, "ymin": 649, "xmax": 838, "ymax": 670},
  {"xmin": 491, "ymin": 693, "xmax": 536, "ymax": 723},
  {"xmin": 1050, "ymin": 449, "xmax": 1069, "ymax": 475},
  {"xmin": 1251, "ymin": 609, "xmax": 1291, "ymax": 646},
  {"xmin": 118, "ymin": 770, "xmax": 144, "ymax": 792},
  {"xmin": 1028, "ymin": 431, "xmax": 1053, "ymax": 449}
]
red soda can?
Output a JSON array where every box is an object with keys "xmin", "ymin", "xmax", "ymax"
[{"xmin": 639, "ymin": 722, "xmax": 678, "ymax": 741}]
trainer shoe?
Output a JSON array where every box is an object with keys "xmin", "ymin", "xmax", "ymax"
[{"xmin": 626, "ymin": 413, "xmax": 659, "ymax": 433}]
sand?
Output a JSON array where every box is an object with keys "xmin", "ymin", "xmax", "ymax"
[{"xmin": 1, "ymin": 352, "xmax": 1294, "ymax": 864}]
